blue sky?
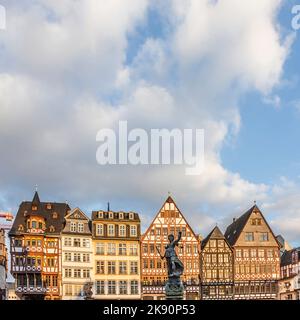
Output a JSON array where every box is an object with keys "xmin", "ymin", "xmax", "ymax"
[{"xmin": 1, "ymin": 0, "xmax": 300, "ymax": 248}]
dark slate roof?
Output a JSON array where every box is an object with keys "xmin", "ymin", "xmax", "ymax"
[
  {"xmin": 281, "ymin": 250, "xmax": 293, "ymax": 267},
  {"xmin": 224, "ymin": 205, "xmax": 258, "ymax": 246},
  {"xmin": 92, "ymin": 210, "xmax": 140, "ymax": 222},
  {"xmin": 201, "ymin": 226, "xmax": 225, "ymax": 249},
  {"xmin": 281, "ymin": 247, "xmax": 300, "ymax": 267},
  {"xmin": 9, "ymin": 192, "xmax": 71, "ymax": 236}
]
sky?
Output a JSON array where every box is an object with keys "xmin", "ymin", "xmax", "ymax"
[{"xmin": 0, "ymin": 0, "xmax": 300, "ymax": 247}]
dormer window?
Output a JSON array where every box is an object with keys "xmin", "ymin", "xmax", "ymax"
[
  {"xmin": 18, "ymin": 224, "xmax": 24, "ymax": 232},
  {"xmin": 49, "ymin": 225, "xmax": 55, "ymax": 232},
  {"xmin": 119, "ymin": 212, "xmax": 124, "ymax": 220},
  {"xmin": 109, "ymin": 212, "xmax": 114, "ymax": 219},
  {"xmin": 46, "ymin": 203, "xmax": 52, "ymax": 210},
  {"xmin": 52, "ymin": 212, "xmax": 58, "ymax": 219},
  {"xmin": 32, "ymin": 205, "xmax": 38, "ymax": 211},
  {"xmin": 129, "ymin": 212, "xmax": 134, "ymax": 220},
  {"xmin": 98, "ymin": 211, "xmax": 103, "ymax": 219}
]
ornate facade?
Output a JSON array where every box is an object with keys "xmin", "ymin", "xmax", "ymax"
[
  {"xmin": 141, "ymin": 196, "xmax": 200, "ymax": 300},
  {"xmin": 92, "ymin": 210, "xmax": 141, "ymax": 299},
  {"xmin": 278, "ymin": 247, "xmax": 300, "ymax": 300},
  {"xmin": 200, "ymin": 226, "xmax": 234, "ymax": 300},
  {"xmin": 0, "ymin": 228, "xmax": 7, "ymax": 300},
  {"xmin": 9, "ymin": 192, "xmax": 70, "ymax": 300},
  {"xmin": 61, "ymin": 208, "xmax": 93, "ymax": 300},
  {"xmin": 224, "ymin": 205, "xmax": 280, "ymax": 299}
]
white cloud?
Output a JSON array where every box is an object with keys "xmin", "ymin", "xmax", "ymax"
[{"xmin": 0, "ymin": 0, "xmax": 299, "ymax": 245}]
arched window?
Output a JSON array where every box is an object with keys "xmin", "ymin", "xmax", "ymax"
[
  {"xmin": 49, "ymin": 225, "xmax": 55, "ymax": 232},
  {"xmin": 18, "ymin": 224, "xmax": 24, "ymax": 232},
  {"xmin": 52, "ymin": 212, "xmax": 58, "ymax": 219}
]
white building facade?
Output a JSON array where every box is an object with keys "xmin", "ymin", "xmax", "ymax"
[{"xmin": 61, "ymin": 208, "xmax": 93, "ymax": 300}]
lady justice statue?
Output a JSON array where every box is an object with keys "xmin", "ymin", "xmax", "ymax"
[{"xmin": 156, "ymin": 232, "xmax": 185, "ymax": 300}]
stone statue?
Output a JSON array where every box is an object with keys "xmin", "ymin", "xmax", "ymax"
[{"xmin": 156, "ymin": 232, "xmax": 184, "ymax": 299}]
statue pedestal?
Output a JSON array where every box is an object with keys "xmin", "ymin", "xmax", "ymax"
[{"xmin": 165, "ymin": 277, "xmax": 184, "ymax": 300}]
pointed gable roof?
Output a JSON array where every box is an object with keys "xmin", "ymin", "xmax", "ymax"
[
  {"xmin": 141, "ymin": 195, "xmax": 198, "ymax": 241},
  {"xmin": 201, "ymin": 226, "xmax": 228, "ymax": 249},
  {"xmin": 65, "ymin": 207, "xmax": 90, "ymax": 221},
  {"xmin": 32, "ymin": 191, "xmax": 40, "ymax": 206},
  {"xmin": 224, "ymin": 205, "xmax": 258, "ymax": 246}
]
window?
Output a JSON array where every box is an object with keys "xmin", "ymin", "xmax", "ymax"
[
  {"xmin": 129, "ymin": 244, "xmax": 138, "ymax": 256},
  {"xmin": 243, "ymin": 249, "xmax": 249, "ymax": 258},
  {"xmin": 149, "ymin": 259, "xmax": 154, "ymax": 269},
  {"xmin": 109, "ymin": 212, "xmax": 114, "ymax": 219},
  {"xmin": 70, "ymin": 222, "xmax": 76, "ymax": 232},
  {"xmin": 143, "ymin": 259, "xmax": 148, "ymax": 269},
  {"xmin": 108, "ymin": 224, "xmax": 115, "ymax": 236},
  {"xmin": 108, "ymin": 261, "xmax": 116, "ymax": 274},
  {"xmin": 74, "ymin": 253, "xmax": 81, "ymax": 262},
  {"xmin": 96, "ymin": 261, "xmax": 105, "ymax": 274},
  {"xmin": 130, "ymin": 261, "xmax": 138, "ymax": 275},
  {"xmin": 258, "ymin": 249, "xmax": 265, "ymax": 258},
  {"xmin": 129, "ymin": 212, "xmax": 134, "ymax": 220},
  {"xmin": 83, "ymin": 253, "xmax": 90, "ymax": 262},
  {"xmin": 64, "ymin": 238, "xmax": 72, "ymax": 247},
  {"xmin": 52, "ymin": 212, "xmax": 58, "ymax": 219},
  {"xmin": 260, "ymin": 232, "xmax": 269, "ymax": 241},
  {"xmin": 211, "ymin": 254, "xmax": 217, "ymax": 263},
  {"xmin": 74, "ymin": 269, "xmax": 81, "ymax": 278},
  {"xmin": 119, "ymin": 243, "xmax": 127, "ymax": 255},
  {"xmin": 107, "ymin": 243, "xmax": 116, "ymax": 255},
  {"xmin": 251, "ymin": 249, "xmax": 257, "ymax": 258},
  {"xmin": 64, "ymin": 268, "xmax": 72, "ymax": 278},
  {"xmin": 131, "ymin": 281, "xmax": 139, "ymax": 295},
  {"xmin": 96, "ymin": 224, "xmax": 104, "ymax": 236},
  {"xmin": 78, "ymin": 223, "xmax": 84, "ymax": 233},
  {"xmin": 47, "ymin": 257, "xmax": 55, "ymax": 267},
  {"xmin": 49, "ymin": 225, "xmax": 55, "ymax": 232},
  {"xmin": 267, "ymin": 249, "xmax": 273, "ymax": 258},
  {"xmin": 210, "ymin": 240, "xmax": 216, "ymax": 247},
  {"xmin": 130, "ymin": 225, "xmax": 137, "ymax": 237},
  {"xmin": 97, "ymin": 211, "xmax": 103, "ymax": 219},
  {"xmin": 119, "ymin": 261, "xmax": 127, "ymax": 275},
  {"xmin": 82, "ymin": 238, "xmax": 90, "ymax": 248},
  {"xmin": 108, "ymin": 281, "xmax": 116, "ymax": 294},
  {"xmin": 218, "ymin": 254, "xmax": 224, "ymax": 263},
  {"xmin": 96, "ymin": 243, "xmax": 105, "ymax": 255},
  {"xmin": 74, "ymin": 238, "xmax": 81, "ymax": 247},
  {"xmin": 64, "ymin": 252, "xmax": 71, "ymax": 262},
  {"xmin": 119, "ymin": 281, "xmax": 127, "ymax": 295},
  {"xmin": 46, "ymin": 203, "xmax": 52, "ymax": 210},
  {"xmin": 186, "ymin": 245, "xmax": 192, "ymax": 254},
  {"xmin": 245, "ymin": 232, "xmax": 254, "ymax": 241},
  {"xmin": 65, "ymin": 284, "xmax": 72, "ymax": 296},
  {"xmin": 14, "ymin": 239, "xmax": 22, "ymax": 247},
  {"xmin": 32, "ymin": 221, "xmax": 37, "ymax": 228},
  {"xmin": 82, "ymin": 269, "xmax": 90, "ymax": 278},
  {"xmin": 96, "ymin": 280, "xmax": 105, "ymax": 295},
  {"xmin": 143, "ymin": 244, "xmax": 148, "ymax": 254},
  {"xmin": 119, "ymin": 212, "xmax": 124, "ymax": 219},
  {"xmin": 119, "ymin": 225, "xmax": 126, "ymax": 237},
  {"xmin": 236, "ymin": 250, "xmax": 242, "ymax": 258}
]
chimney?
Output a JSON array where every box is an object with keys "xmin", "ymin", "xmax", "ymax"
[{"xmin": 233, "ymin": 218, "xmax": 236, "ymax": 223}]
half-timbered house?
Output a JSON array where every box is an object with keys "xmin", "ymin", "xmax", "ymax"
[
  {"xmin": 9, "ymin": 192, "xmax": 70, "ymax": 300},
  {"xmin": 224, "ymin": 204, "xmax": 280, "ymax": 299},
  {"xmin": 200, "ymin": 226, "xmax": 234, "ymax": 299},
  {"xmin": 141, "ymin": 196, "xmax": 200, "ymax": 300}
]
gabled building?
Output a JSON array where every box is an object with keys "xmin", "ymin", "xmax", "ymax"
[
  {"xmin": 92, "ymin": 209, "xmax": 141, "ymax": 299},
  {"xmin": 200, "ymin": 226, "xmax": 234, "ymax": 300},
  {"xmin": 61, "ymin": 208, "xmax": 93, "ymax": 300},
  {"xmin": 278, "ymin": 247, "xmax": 300, "ymax": 300},
  {"xmin": 224, "ymin": 205, "xmax": 280, "ymax": 300},
  {"xmin": 9, "ymin": 191, "xmax": 70, "ymax": 300},
  {"xmin": 141, "ymin": 196, "xmax": 200, "ymax": 300},
  {"xmin": 0, "ymin": 228, "xmax": 7, "ymax": 300}
]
